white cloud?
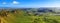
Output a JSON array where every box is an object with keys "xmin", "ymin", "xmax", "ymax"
[
  {"xmin": 2, "ymin": 2, "xmax": 6, "ymax": 4},
  {"xmin": 40, "ymin": 2, "xmax": 60, "ymax": 7},
  {"xmin": 13, "ymin": 1, "xmax": 19, "ymax": 5}
]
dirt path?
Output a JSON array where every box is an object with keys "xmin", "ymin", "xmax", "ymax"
[
  {"xmin": 0, "ymin": 15, "xmax": 10, "ymax": 23},
  {"xmin": 0, "ymin": 16, "xmax": 1, "ymax": 23},
  {"xmin": 0, "ymin": 17, "xmax": 8, "ymax": 23}
]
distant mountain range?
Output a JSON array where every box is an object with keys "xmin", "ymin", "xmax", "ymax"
[{"xmin": 0, "ymin": 7, "xmax": 60, "ymax": 13}]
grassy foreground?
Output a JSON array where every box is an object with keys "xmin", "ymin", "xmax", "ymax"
[{"xmin": 0, "ymin": 10, "xmax": 60, "ymax": 23}]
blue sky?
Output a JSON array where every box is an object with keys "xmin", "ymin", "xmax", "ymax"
[{"xmin": 0, "ymin": 0, "xmax": 60, "ymax": 7}]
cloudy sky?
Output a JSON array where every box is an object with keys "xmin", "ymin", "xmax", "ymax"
[{"xmin": 0, "ymin": 0, "xmax": 60, "ymax": 7}]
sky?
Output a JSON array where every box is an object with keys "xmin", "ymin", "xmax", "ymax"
[{"xmin": 0, "ymin": 0, "xmax": 60, "ymax": 7}]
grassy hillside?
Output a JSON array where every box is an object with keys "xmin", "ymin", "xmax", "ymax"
[{"xmin": 0, "ymin": 9, "xmax": 60, "ymax": 23}]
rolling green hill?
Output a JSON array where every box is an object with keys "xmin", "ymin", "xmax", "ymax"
[{"xmin": 0, "ymin": 9, "xmax": 60, "ymax": 23}]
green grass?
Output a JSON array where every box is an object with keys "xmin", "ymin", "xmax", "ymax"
[
  {"xmin": 8, "ymin": 13, "xmax": 60, "ymax": 23},
  {"xmin": 1, "ymin": 10, "xmax": 60, "ymax": 23}
]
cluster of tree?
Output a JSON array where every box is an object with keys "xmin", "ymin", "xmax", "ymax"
[
  {"xmin": 0, "ymin": 10, "xmax": 9, "ymax": 17},
  {"xmin": 32, "ymin": 18, "xmax": 41, "ymax": 23},
  {"xmin": 0, "ymin": 9, "xmax": 18, "ymax": 17}
]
